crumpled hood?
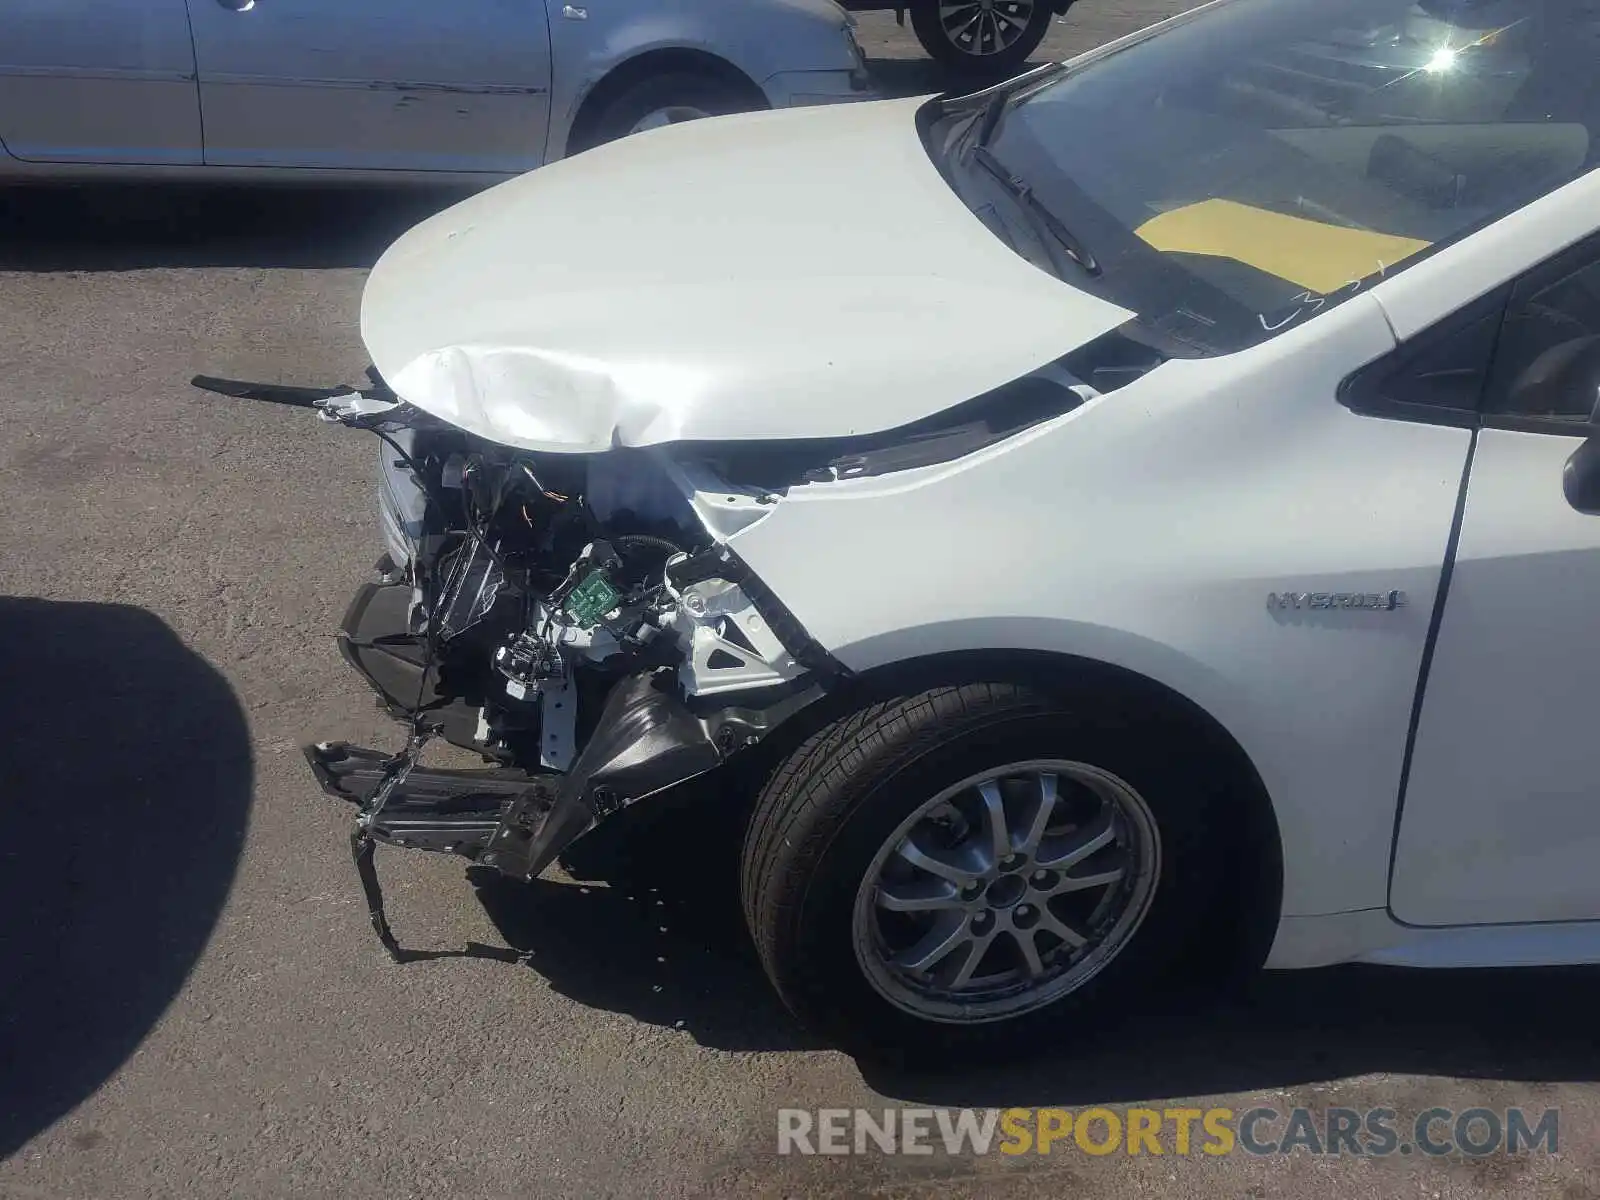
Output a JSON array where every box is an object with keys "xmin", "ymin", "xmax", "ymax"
[{"xmin": 361, "ymin": 97, "xmax": 1134, "ymax": 453}]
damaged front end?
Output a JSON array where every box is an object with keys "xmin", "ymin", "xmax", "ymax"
[{"xmin": 193, "ymin": 371, "xmax": 835, "ymax": 958}]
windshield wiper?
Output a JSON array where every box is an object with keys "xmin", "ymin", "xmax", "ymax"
[
  {"xmin": 967, "ymin": 144, "xmax": 1102, "ymax": 278},
  {"xmin": 959, "ymin": 62, "xmax": 1071, "ymax": 150},
  {"xmin": 971, "ymin": 87, "xmax": 1011, "ymax": 149}
]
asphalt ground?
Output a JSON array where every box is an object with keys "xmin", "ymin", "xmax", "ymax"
[{"xmin": 3, "ymin": 6, "xmax": 1600, "ymax": 1198}]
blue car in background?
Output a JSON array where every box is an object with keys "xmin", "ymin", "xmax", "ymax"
[{"xmin": 0, "ymin": 0, "xmax": 876, "ymax": 184}]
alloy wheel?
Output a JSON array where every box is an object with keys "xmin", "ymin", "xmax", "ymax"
[
  {"xmin": 851, "ymin": 759, "xmax": 1160, "ymax": 1023},
  {"xmin": 937, "ymin": 0, "xmax": 1040, "ymax": 59}
]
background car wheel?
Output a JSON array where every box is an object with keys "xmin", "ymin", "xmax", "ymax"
[
  {"xmin": 910, "ymin": 0, "xmax": 1057, "ymax": 79},
  {"xmin": 740, "ymin": 683, "xmax": 1239, "ymax": 1056},
  {"xmin": 579, "ymin": 71, "xmax": 763, "ymax": 152}
]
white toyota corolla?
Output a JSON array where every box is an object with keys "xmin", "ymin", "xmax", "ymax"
[{"xmin": 204, "ymin": 0, "xmax": 1600, "ymax": 1051}]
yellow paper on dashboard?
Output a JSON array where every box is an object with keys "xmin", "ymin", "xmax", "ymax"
[{"xmin": 1135, "ymin": 198, "xmax": 1432, "ymax": 293}]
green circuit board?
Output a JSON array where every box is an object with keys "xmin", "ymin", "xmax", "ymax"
[{"xmin": 564, "ymin": 570, "xmax": 624, "ymax": 628}]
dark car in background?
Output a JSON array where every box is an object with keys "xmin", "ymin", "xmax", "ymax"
[{"xmin": 843, "ymin": 0, "xmax": 1078, "ymax": 75}]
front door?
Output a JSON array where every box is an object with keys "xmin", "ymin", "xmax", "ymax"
[
  {"xmin": 184, "ymin": 0, "xmax": 553, "ymax": 174},
  {"xmin": 0, "ymin": 1, "xmax": 201, "ymax": 165},
  {"xmin": 1392, "ymin": 237, "xmax": 1600, "ymax": 927}
]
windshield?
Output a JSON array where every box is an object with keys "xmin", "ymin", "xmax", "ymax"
[{"xmin": 938, "ymin": 0, "xmax": 1600, "ymax": 353}]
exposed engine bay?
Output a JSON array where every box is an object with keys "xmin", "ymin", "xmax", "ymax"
[
  {"xmin": 352, "ymin": 418, "xmax": 813, "ymax": 768},
  {"xmin": 189, "ymin": 371, "xmax": 834, "ymax": 959}
]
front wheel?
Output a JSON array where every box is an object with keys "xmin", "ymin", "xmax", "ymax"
[
  {"xmin": 910, "ymin": 0, "xmax": 1057, "ymax": 79},
  {"xmin": 739, "ymin": 683, "xmax": 1232, "ymax": 1054}
]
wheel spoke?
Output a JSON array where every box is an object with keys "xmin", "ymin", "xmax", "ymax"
[
  {"xmin": 1019, "ymin": 773, "xmax": 1059, "ymax": 855},
  {"xmin": 977, "ymin": 779, "xmax": 1011, "ymax": 864},
  {"xmin": 993, "ymin": 7, "xmax": 1024, "ymax": 35},
  {"xmin": 893, "ymin": 913, "xmax": 971, "ymax": 973},
  {"xmin": 877, "ymin": 878, "xmax": 964, "ymax": 913},
  {"xmin": 1012, "ymin": 928, "xmax": 1046, "ymax": 978},
  {"xmin": 895, "ymin": 836, "xmax": 972, "ymax": 887},
  {"xmin": 1036, "ymin": 906, "xmax": 1088, "ymax": 949},
  {"xmin": 947, "ymin": 10, "xmax": 983, "ymax": 42},
  {"xmin": 1053, "ymin": 864, "xmax": 1126, "ymax": 894},
  {"xmin": 1034, "ymin": 815, "xmax": 1116, "ymax": 871},
  {"xmin": 948, "ymin": 931, "xmax": 997, "ymax": 988}
]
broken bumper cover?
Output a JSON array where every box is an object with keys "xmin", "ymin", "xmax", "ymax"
[
  {"xmin": 469, "ymin": 668, "xmax": 824, "ymax": 880},
  {"xmin": 304, "ymin": 672, "xmax": 724, "ymax": 879},
  {"xmin": 303, "ymin": 676, "xmax": 726, "ymax": 963},
  {"xmin": 477, "ymin": 672, "xmax": 723, "ymax": 879},
  {"xmin": 305, "ymin": 741, "xmax": 537, "ymax": 857}
]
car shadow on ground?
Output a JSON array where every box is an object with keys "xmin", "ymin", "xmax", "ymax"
[
  {"xmin": 0, "ymin": 184, "xmax": 471, "ymax": 272},
  {"xmin": 462, "ymin": 803, "xmax": 1600, "ymax": 1093},
  {"xmin": 860, "ymin": 963, "xmax": 1600, "ymax": 1105},
  {"xmin": 863, "ymin": 54, "xmax": 1041, "ymax": 99},
  {"xmin": 0, "ymin": 598, "xmax": 253, "ymax": 1158},
  {"xmin": 457, "ymin": 793, "xmax": 828, "ymax": 1055},
  {"xmin": 865, "ymin": 55, "xmax": 961, "ymax": 99}
]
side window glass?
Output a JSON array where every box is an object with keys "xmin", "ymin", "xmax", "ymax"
[
  {"xmin": 1341, "ymin": 289, "xmax": 1505, "ymax": 422},
  {"xmin": 1488, "ymin": 254, "xmax": 1600, "ymax": 423}
]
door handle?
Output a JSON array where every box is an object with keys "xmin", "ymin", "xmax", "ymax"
[{"xmin": 215, "ymin": 0, "xmax": 256, "ymax": 10}]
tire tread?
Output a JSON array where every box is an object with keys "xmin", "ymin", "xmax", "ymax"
[{"xmin": 740, "ymin": 683, "xmax": 1047, "ymax": 1011}]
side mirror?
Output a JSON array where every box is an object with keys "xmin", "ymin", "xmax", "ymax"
[
  {"xmin": 1507, "ymin": 336, "xmax": 1600, "ymax": 516},
  {"xmin": 1563, "ymin": 389, "xmax": 1600, "ymax": 516}
]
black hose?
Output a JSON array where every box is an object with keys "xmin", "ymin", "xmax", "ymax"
[{"xmin": 610, "ymin": 534, "xmax": 683, "ymax": 558}]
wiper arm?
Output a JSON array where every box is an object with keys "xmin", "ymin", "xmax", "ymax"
[
  {"xmin": 971, "ymin": 87, "xmax": 1011, "ymax": 149},
  {"xmin": 958, "ymin": 61, "xmax": 1071, "ymax": 150},
  {"xmin": 967, "ymin": 144, "xmax": 1102, "ymax": 278}
]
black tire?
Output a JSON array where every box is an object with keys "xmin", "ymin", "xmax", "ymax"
[
  {"xmin": 910, "ymin": 0, "xmax": 1057, "ymax": 79},
  {"xmin": 739, "ymin": 682, "xmax": 1236, "ymax": 1056},
  {"xmin": 577, "ymin": 71, "xmax": 761, "ymax": 154}
]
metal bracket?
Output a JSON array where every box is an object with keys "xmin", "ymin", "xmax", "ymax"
[
  {"xmin": 351, "ymin": 826, "xmax": 404, "ymax": 962},
  {"xmin": 539, "ymin": 674, "xmax": 577, "ymax": 772},
  {"xmin": 190, "ymin": 372, "xmax": 402, "ymax": 427},
  {"xmin": 357, "ymin": 726, "xmax": 435, "ymax": 829},
  {"xmin": 347, "ymin": 725, "xmax": 435, "ymax": 963}
]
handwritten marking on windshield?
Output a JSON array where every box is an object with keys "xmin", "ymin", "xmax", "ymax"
[{"xmin": 1257, "ymin": 273, "xmax": 1371, "ymax": 333}]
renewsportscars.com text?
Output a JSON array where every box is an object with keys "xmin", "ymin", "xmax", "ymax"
[{"xmin": 777, "ymin": 1106, "xmax": 1559, "ymax": 1158}]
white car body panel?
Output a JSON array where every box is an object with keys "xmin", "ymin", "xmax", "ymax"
[
  {"xmin": 362, "ymin": 99, "xmax": 1134, "ymax": 452},
  {"xmin": 717, "ymin": 168, "xmax": 1600, "ymax": 933},
  {"xmin": 1353, "ymin": 921, "xmax": 1600, "ymax": 968},
  {"xmin": 1268, "ymin": 910, "xmax": 1600, "ymax": 969},
  {"xmin": 1393, "ymin": 426, "xmax": 1600, "ymax": 926},
  {"xmin": 724, "ymin": 296, "xmax": 1469, "ymax": 919},
  {"xmin": 1365, "ymin": 170, "xmax": 1600, "ymax": 930}
]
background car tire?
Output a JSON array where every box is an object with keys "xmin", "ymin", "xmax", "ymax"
[
  {"xmin": 910, "ymin": 0, "xmax": 1057, "ymax": 79},
  {"xmin": 579, "ymin": 71, "xmax": 763, "ymax": 153},
  {"xmin": 740, "ymin": 682, "xmax": 1239, "ymax": 1056}
]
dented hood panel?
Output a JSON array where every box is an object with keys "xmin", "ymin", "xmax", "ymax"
[{"xmin": 360, "ymin": 98, "xmax": 1134, "ymax": 453}]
